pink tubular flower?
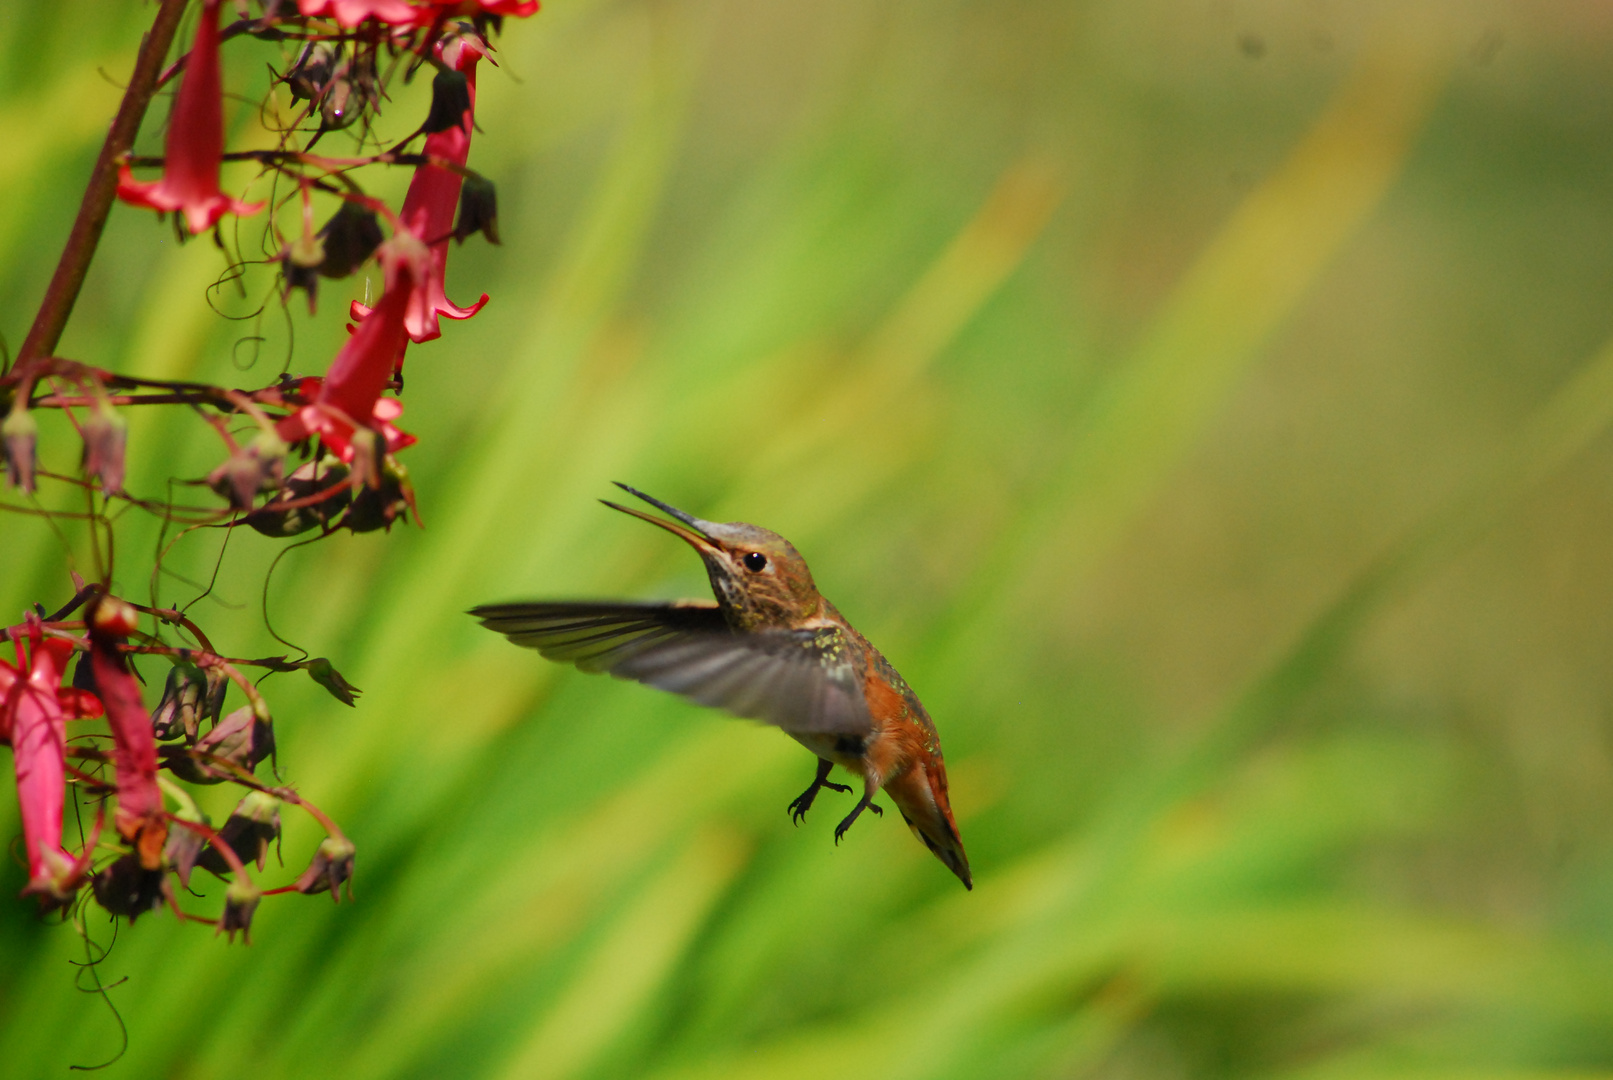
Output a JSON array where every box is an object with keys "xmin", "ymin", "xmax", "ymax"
[
  {"xmin": 278, "ymin": 239, "xmax": 422, "ymax": 463},
  {"xmin": 117, "ymin": 0, "xmax": 265, "ymax": 234},
  {"xmin": 89, "ymin": 598, "xmax": 167, "ymax": 867},
  {"xmin": 355, "ymin": 31, "xmax": 490, "ymax": 343},
  {"xmin": 7, "ymin": 634, "xmax": 77, "ymax": 902}
]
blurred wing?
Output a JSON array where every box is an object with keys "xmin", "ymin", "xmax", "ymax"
[{"xmin": 470, "ymin": 601, "xmax": 870, "ymax": 735}]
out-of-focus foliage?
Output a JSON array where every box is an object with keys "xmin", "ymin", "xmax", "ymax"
[{"xmin": 6, "ymin": 0, "xmax": 1613, "ymax": 1076}]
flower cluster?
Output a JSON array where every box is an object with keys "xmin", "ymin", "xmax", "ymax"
[
  {"xmin": 1, "ymin": 0, "xmax": 539, "ymax": 937},
  {"xmin": 2, "ymin": 591, "xmax": 355, "ymax": 937}
]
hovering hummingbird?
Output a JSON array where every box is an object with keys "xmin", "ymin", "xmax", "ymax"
[{"xmin": 470, "ymin": 484, "xmax": 971, "ymax": 889}]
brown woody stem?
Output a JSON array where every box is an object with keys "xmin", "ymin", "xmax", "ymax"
[{"xmin": 16, "ymin": 0, "xmax": 191, "ymax": 364}]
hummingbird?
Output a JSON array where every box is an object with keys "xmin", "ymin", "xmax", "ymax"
[{"xmin": 470, "ymin": 484, "xmax": 971, "ymax": 889}]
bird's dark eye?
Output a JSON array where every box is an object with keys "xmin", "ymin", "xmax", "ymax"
[{"xmin": 743, "ymin": 552, "xmax": 768, "ymax": 572}]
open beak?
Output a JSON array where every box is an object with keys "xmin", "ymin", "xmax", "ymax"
[{"xmin": 602, "ymin": 483, "xmax": 720, "ymax": 554}]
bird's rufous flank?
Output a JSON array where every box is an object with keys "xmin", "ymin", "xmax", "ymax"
[{"xmin": 471, "ymin": 483, "xmax": 971, "ymax": 889}]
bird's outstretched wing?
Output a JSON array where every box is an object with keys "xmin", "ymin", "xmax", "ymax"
[{"xmin": 470, "ymin": 601, "xmax": 870, "ymax": 735}]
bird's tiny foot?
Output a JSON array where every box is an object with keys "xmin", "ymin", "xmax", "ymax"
[
  {"xmin": 789, "ymin": 780, "xmax": 853, "ymax": 824},
  {"xmin": 788, "ymin": 790, "xmax": 814, "ymax": 826},
  {"xmin": 789, "ymin": 764, "xmax": 852, "ymax": 825},
  {"xmin": 833, "ymin": 797, "xmax": 881, "ymax": 844}
]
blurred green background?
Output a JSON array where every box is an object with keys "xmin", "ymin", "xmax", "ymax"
[{"xmin": 7, "ymin": 0, "xmax": 1613, "ymax": 1076}]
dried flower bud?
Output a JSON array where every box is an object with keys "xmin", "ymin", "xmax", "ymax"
[
  {"xmin": 208, "ymin": 428, "xmax": 289, "ymax": 509},
  {"xmin": 244, "ymin": 456, "xmax": 352, "ymax": 538},
  {"xmin": 92, "ymin": 853, "xmax": 168, "ymax": 922},
  {"xmin": 72, "ymin": 649, "xmax": 101, "ymax": 699},
  {"xmin": 198, "ymin": 791, "xmax": 281, "ymax": 876},
  {"xmin": 282, "ymin": 232, "xmax": 325, "ymax": 313},
  {"xmin": 217, "ymin": 876, "xmax": 261, "ymax": 944},
  {"xmin": 317, "ymin": 49, "xmax": 379, "ymax": 132},
  {"xmin": 349, "ymin": 427, "xmax": 381, "ymax": 490},
  {"xmin": 422, "ymin": 68, "xmax": 471, "ymax": 135},
  {"xmin": 3, "ymin": 406, "xmax": 38, "ymax": 493},
  {"xmin": 151, "ymin": 660, "xmax": 207, "ymax": 741},
  {"xmin": 295, "ymin": 835, "xmax": 356, "ymax": 902},
  {"xmin": 197, "ymin": 705, "xmax": 275, "ymax": 775},
  {"xmin": 342, "ymin": 454, "xmax": 414, "ymax": 533},
  {"xmin": 286, "ymin": 41, "xmax": 337, "ymax": 104},
  {"xmin": 321, "ymin": 77, "xmax": 358, "ymax": 129},
  {"xmin": 164, "ymin": 817, "xmax": 208, "ymax": 889},
  {"xmin": 317, "ymin": 201, "xmax": 383, "ymax": 280},
  {"xmin": 81, "ymin": 399, "xmax": 128, "ymax": 494},
  {"xmin": 453, "ymin": 174, "xmax": 499, "ymax": 245}
]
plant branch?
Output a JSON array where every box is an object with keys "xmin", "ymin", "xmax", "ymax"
[{"xmin": 16, "ymin": 0, "xmax": 191, "ymax": 364}]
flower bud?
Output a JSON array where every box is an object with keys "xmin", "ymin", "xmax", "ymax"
[
  {"xmin": 305, "ymin": 657, "xmax": 361, "ymax": 706},
  {"xmin": 295, "ymin": 835, "xmax": 356, "ymax": 902},
  {"xmin": 2, "ymin": 406, "xmax": 38, "ymax": 493},
  {"xmin": 91, "ymin": 595, "xmax": 140, "ymax": 637},
  {"xmin": 453, "ymin": 174, "xmax": 499, "ymax": 245}
]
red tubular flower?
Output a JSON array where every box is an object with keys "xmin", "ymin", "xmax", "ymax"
[
  {"xmin": 278, "ymin": 238, "xmax": 423, "ymax": 463},
  {"xmin": 297, "ymin": 0, "xmax": 425, "ymax": 26},
  {"xmin": 355, "ymin": 31, "xmax": 490, "ymax": 343},
  {"xmin": 299, "ymin": 0, "xmax": 539, "ymax": 27},
  {"xmin": 116, "ymin": 0, "xmax": 265, "ymax": 234},
  {"xmin": 427, "ymin": 1, "xmax": 540, "ymax": 16},
  {"xmin": 88, "ymin": 598, "xmax": 167, "ymax": 868},
  {"xmin": 7, "ymin": 634, "xmax": 76, "ymax": 902}
]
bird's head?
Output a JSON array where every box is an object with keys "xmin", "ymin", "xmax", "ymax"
[{"xmin": 605, "ymin": 483, "xmax": 822, "ymax": 630}]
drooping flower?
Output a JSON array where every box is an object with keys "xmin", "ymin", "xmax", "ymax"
[
  {"xmin": 354, "ymin": 29, "xmax": 490, "ymax": 343},
  {"xmin": 7, "ymin": 633, "xmax": 78, "ymax": 904},
  {"xmin": 88, "ymin": 596, "xmax": 166, "ymax": 867},
  {"xmin": 2, "ymin": 405, "xmax": 38, "ymax": 494},
  {"xmin": 116, "ymin": 0, "xmax": 265, "ymax": 234},
  {"xmin": 278, "ymin": 237, "xmax": 423, "ymax": 465},
  {"xmin": 80, "ymin": 397, "xmax": 128, "ymax": 495},
  {"xmin": 218, "ymin": 876, "xmax": 261, "ymax": 943}
]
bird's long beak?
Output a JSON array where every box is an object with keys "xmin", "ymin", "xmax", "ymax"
[{"xmin": 602, "ymin": 483, "xmax": 720, "ymax": 554}]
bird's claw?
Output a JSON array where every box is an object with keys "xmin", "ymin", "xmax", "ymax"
[
  {"xmin": 789, "ymin": 781, "xmax": 855, "ymax": 824},
  {"xmin": 833, "ymin": 801, "xmax": 881, "ymax": 844},
  {"xmin": 788, "ymin": 764, "xmax": 853, "ymax": 825}
]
